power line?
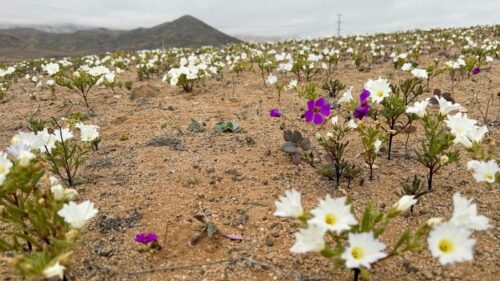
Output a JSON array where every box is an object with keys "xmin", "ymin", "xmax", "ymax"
[{"xmin": 0, "ymin": 0, "xmax": 131, "ymax": 22}]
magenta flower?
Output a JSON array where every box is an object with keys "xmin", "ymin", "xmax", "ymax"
[
  {"xmin": 472, "ymin": 67, "xmax": 481, "ymax": 75},
  {"xmin": 304, "ymin": 97, "xmax": 331, "ymax": 125},
  {"xmin": 354, "ymin": 90, "xmax": 371, "ymax": 120},
  {"xmin": 269, "ymin": 108, "xmax": 281, "ymax": 118},
  {"xmin": 135, "ymin": 232, "xmax": 158, "ymax": 244}
]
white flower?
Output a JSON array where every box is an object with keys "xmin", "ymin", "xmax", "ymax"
[
  {"xmin": 465, "ymin": 125, "xmax": 488, "ymax": 144},
  {"xmin": 338, "ymin": 87, "xmax": 353, "ymax": 103},
  {"xmin": 308, "ymin": 195, "xmax": 357, "ymax": 233},
  {"xmin": 411, "ymin": 68, "xmax": 428, "ymax": 79},
  {"xmin": 287, "ymin": 79, "xmax": 298, "ymax": 90},
  {"xmin": 435, "ymin": 96, "xmax": 462, "ymax": 115},
  {"xmin": 445, "ymin": 113, "xmax": 482, "ymax": 147},
  {"xmin": 51, "ymin": 184, "xmax": 66, "ymax": 201},
  {"xmin": 401, "ymin": 63, "xmax": 412, "ymax": 71},
  {"xmin": 364, "ymin": 78, "xmax": 391, "ymax": 104},
  {"xmin": 75, "ymin": 123, "xmax": 100, "ymax": 142},
  {"xmin": 393, "ymin": 195, "xmax": 417, "ymax": 212},
  {"xmin": 406, "ymin": 98, "xmax": 429, "ymax": 118},
  {"xmin": 42, "ymin": 63, "xmax": 60, "ymax": 76},
  {"xmin": 331, "ymin": 116, "xmax": 339, "ymax": 125},
  {"xmin": 49, "ymin": 176, "xmax": 59, "ymax": 186},
  {"xmin": 373, "ymin": 138, "xmax": 382, "ymax": 153},
  {"xmin": 347, "ymin": 119, "xmax": 358, "ymax": 129},
  {"xmin": 0, "ymin": 152, "xmax": 13, "ymax": 185},
  {"xmin": 449, "ymin": 193, "xmax": 490, "ymax": 231},
  {"xmin": 57, "ymin": 201, "xmax": 98, "ymax": 229},
  {"xmin": 467, "ymin": 160, "xmax": 499, "ymax": 183},
  {"xmin": 427, "ymin": 223, "xmax": 475, "ymax": 265},
  {"xmin": 266, "ymin": 73, "xmax": 277, "ymax": 85},
  {"xmin": 341, "ymin": 232, "xmax": 387, "ymax": 269},
  {"xmin": 290, "ymin": 224, "xmax": 325, "ymax": 253},
  {"xmin": 43, "ymin": 262, "xmax": 66, "ymax": 280},
  {"xmin": 7, "ymin": 143, "xmax": 35, "ymax": 167},
  {"xmin": 274, "ymin": 189, "xmax": 303, "ymax": 218}
]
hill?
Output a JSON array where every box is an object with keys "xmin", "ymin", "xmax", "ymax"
[{"xmin": 0, "ymin": 15, "xmax": 241, "ymax": 60}]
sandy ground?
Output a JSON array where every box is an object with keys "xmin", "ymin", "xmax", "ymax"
[{"xmin": 0, "ymin": 56, "xmax": 499, "ymax": 281}]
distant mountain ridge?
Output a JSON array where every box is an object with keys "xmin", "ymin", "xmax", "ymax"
[{"xmin": 0, "ymin": 15, "xmax": 241, "ymax": 60}]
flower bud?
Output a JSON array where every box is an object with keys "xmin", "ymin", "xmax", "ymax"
[
  {"xmin": 65, "ymin": 229, "xmax": 80, "ymax": 243},
  {"xmin": 439, "ymin": 155, "xmax": 449, "ymax": 165},
  {"xmin": 57, "ymin": 251, "xmax": 74, "ymax": 265},
  {"xmin": 426, "ymin": 217, "xmax": 443, "ymax": 226},
  {"xmin": 18, "ymin": 151, "xmax": 35, "ymax": 167},
  {"xmin": 51, "ymin": 184, "xmax": 66, "ymax": 201},
  {"xmin": 49, "ymin": 176, "xmax": 59, "ymax": 186},
  {"xmin": 64, "ymin": 189, "xmax": 78, "ymax": 201},
  {"xmin": 393, "ymin": 195, "xmax": 418, "ymax": 212}
]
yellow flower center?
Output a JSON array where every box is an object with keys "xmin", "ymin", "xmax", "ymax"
[
  {"xmin": 325, "ymin": 213, "xmax": 337, "ymax": 225},
  {"xmin": 0, "ymin": 166, "xmax": 4, "ymax": 174},
  {"xmin": 438, "ymin": 239, "xmax": 454, "ymax": 254},
  {"xmin": 351, "ymin": 247, "xmax": 364, "ymax": 260},
  {"xmin": 376, "ymin": 90, "xmax": 384, "ymax": 97},
  {"xmin": 484, "ymin": 173, "xmax": 493, "ymax": 181}
]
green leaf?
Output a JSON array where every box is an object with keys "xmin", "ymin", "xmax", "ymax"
[
  {"xmin": 206, "ymin": 221, "xmax": 217, "ymax": 237},
  {"xmin": 281, "ymin": 142, "xmax": 298, "ymax": 153}
]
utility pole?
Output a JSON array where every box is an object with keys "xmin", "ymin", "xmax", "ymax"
[{"xmin": 336, "ymin": 14, "xmax": 342, "ymax": 37}]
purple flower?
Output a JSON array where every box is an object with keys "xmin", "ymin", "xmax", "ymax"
[
  {"xmin": 304, "ymin": 97, "xmax": 331, "ymax": 125},
  {"xmin": 269, "ymin": 108, "xmax": 281, "ymax": 118},
  {"xmin": 135, "ymin": 232, "xmax": 158, "ymax": 244},
  {"xmin": 354, "ymin": 90, "xmax": 371, "ymax": 120},
  {"xmin": 472, "ymin": 67, "xmax": 481, "ymax": 75}
]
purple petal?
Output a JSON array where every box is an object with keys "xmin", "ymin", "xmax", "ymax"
[
  {"xmin": 307, "ymin": 99, "xmax": 315, "ymax": 110},
  {"xmin": 304, "ymin": 110, "xmax": 314, "ymax": 122},
  {"xmin": 360, "ymin": 90, "xmax": 370, "ymax": 101},
  {"xmin": 223, "ymin": 234, "xmax": 244, "ymax": 241},
  {"xmin": 320, "ymin": 104, "xmax": 331, "ymax": 117},
  {"xmin": 269, "ymin": 108, "xmax": 281, "ymax": 117},
  {"xmin": 315, "ymin": 97, "xmax": 327, "ymax": 107},
  {"xmin": 354, "ymin": 105, "xmax": 370, "ymax": 120},
  {"xmin": 313, "ymin": 113, "xmax": 324, "ymax": 125}
]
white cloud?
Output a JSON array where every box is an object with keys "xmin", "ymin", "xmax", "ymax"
[{"xmin": 0, "ymin": 0, "xmax": 498, "ymax": 37}]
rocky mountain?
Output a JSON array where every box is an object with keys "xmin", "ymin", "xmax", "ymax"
[{"xmin": 0, "ymin": 15, "xmax": 241, "ymax": 60}]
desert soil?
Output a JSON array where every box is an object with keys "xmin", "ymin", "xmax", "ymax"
[{"xmin": 0, "ymin": 58, "xmax": 499, "ymax": 281}]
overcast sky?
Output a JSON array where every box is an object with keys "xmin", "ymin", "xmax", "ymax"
[{"xmin": 0, "ymin": 0, "xmax": 499, "ymax": 38}]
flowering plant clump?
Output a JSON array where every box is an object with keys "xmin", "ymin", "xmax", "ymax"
[
  {"xmin": 164, "ymin": 55, "xmax": 210, "ymax": 93},
  {"xmin": 54, "ymin": 65, "xmax": 110, "ymax": 108},
  {"xmin": 0, "ymin": 136, "xmax": 97, "ymax": 280},
  {"xmin": 413, "ymin": 97, "xmax": 461, "ymax": 191},
  {"xmin": 315, "ymin": 116, "xmax": 357, "ymax": 188},
  {"xmin": 266, "ymin": 73, "xmax": 286, "ymax": 102},
  {"xmin": 379, "ymin": 77, "xmax": 424, "ymax": 159},
  {"xmin": 10, "ymin": 118, "xmax": 99, "ymax": 186},
  {"xmin": 357, "ymin": 124, "xmax": 386, "ymax": 181},
  {"xmin": 135, "ymin": 232, "xmax": 161, "ymax": 251},
  {"xmin": 274, "ymin": 190, "xmax": 490, "ymax": 281}
]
